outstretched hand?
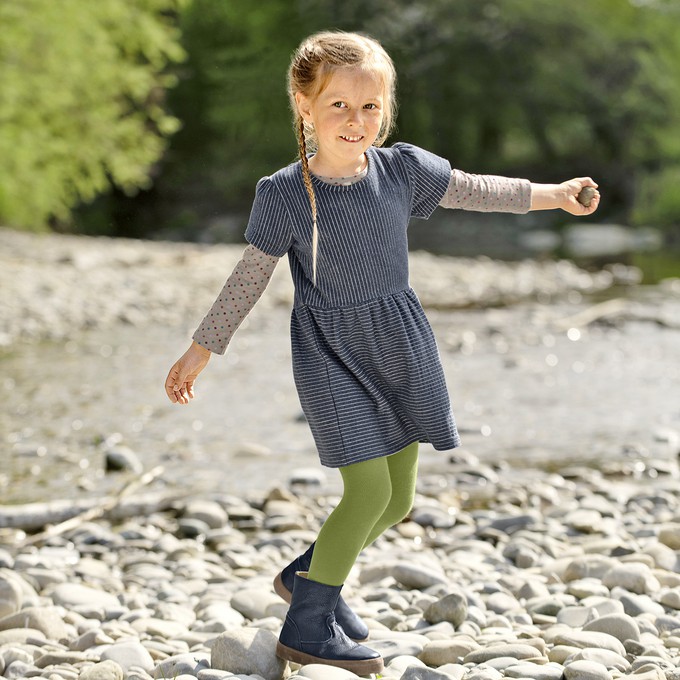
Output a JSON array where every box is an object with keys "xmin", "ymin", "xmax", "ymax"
[
  {"xmin": 560, "ymin": 177, "xmax": 600, "ymax": 216},
  {"xmin": 165, "ymin": 341, "xmax": 212, "ymax": 404},
  {"xmin": 530, "ymin": 177, "xmax": 600, "ymax": 215}
]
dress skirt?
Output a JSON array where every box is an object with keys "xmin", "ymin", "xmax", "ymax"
[{"xmin": 290, "ymin": 287, "xmax": 460, "ymax": 468}]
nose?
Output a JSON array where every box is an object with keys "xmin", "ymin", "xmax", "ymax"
[{"xmin": 346, "ymin": 108, "xmax": 362, "ymax": 126}]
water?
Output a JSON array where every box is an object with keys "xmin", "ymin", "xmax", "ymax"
[{"xmin": 3, "ymin": 287, "xmax": 679, "ymax": 506}]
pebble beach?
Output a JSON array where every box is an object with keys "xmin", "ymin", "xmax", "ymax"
[{"xmin": 2, "ymin": 228, "xmax": 680, "ymax": 680}]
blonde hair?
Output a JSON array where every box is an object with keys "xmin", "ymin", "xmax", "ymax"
[{"xmin": 287, "ymin": 31, "xmax": 398, "ymax": 284}]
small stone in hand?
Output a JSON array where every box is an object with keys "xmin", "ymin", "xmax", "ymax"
[{"xmin": 577, "ymin": 186, "xmax": 596, "ymax": 207}]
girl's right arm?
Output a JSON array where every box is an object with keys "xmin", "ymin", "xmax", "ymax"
[{"xmin": 164, "ymin": 244, "xmax": 280, "ymax": 404}]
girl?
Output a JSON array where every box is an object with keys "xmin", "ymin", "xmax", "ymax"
[{"xmin": 165, "ymin": 31, "xmax": 599, "ymax": 675}]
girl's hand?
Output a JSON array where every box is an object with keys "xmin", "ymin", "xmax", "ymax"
[
  {"xmin": 560, "ymin": 177, "xmax": 600, "ymax": 216},
  {"xmin": 165, "ymin": 341, "xmax": 212, "ymax": 404},
  {"xmin": 530, "ymin": 177, "xmax": 600, "ymax": 215}
]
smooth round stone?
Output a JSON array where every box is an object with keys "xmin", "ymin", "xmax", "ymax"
[
  {"xmin": 556, "ymin": 605, "xmax": 596, "ymax": 628},
  {"xmin": 0, "ymin": 605, "xmax": 70, "ymax": 640},
  {"xmin": 386, "ymin": 655, "xmax": 426, "ymax": 674},
  {"xmin": 0, "ymin": 575, "xmax": 22, "ymax": 618},
  {"xmin": 563, "ymin": 659, "xmax": 610, "ymax": 680},
  {"xmin": 1, "ymin": 647, "xmax": 34, "ymax": 667},
  {"xmin": 655, "ymin": 614, "xmax": 680, "ymax": 634},
  {"xmin": 552, "ymin": 630, "xmax": 625, "ymax": 656},
  {"xmin": 0, "ymin": 628, "xmax": 45, "ymax": 645},
  {"xmin": 563, "ymin": 556, "xmax": 615, "ymax": 582},
  {"xmin": 288, "ymin": 468, "xmax": 326, "ymax": 486},
  {"xmin": 231, "ymin": 589, "xmax": 283, "ymax": 621},
  {"xmin": 152, "ymin": 652, "xmax": 211, "ymax": 679},
  {"xmin": 423, "ymin": 591, "xmax": 467, "ymax": 626},
  {"xmin": 583, "ymin": 613, "xmax": 640, "ymax": 642},
  {"xmin": 105, "ymin": 445, "xmax": 143, "ymax": 473},
  {"xmin": 566, "ymin": 648, "xmax": 630, "ymax": 672},
  {"xmin": 612, "ymin": 590, "xmax": 665, "ymax": 617},
  {"xmin": 391, "ymin": 563, "xmax": 447, "ymax": 590},
  {"xmin": 211, "ymin": 627, "xmax": 286, "ymax": 680},
  {"xmin": 3, "ymin": 659, "xmax": 36, "ymax": 679},
  {"xmin": 659, "ymin": 587, "xmax": 680, "ymax": 609},
  {"xmin": 35, "ymin": 650, "xmax": 90, "ymax": 668},
  {"xmin": 464, "ymin": 644, "xmax": 545, "ymax": 664},
  {"xmin": 410, "ymin": 507, "xmax": 456, "ymax": 529},
  {"xmin": 419, "ymin": 638, "xmax": 478, "ymax": 665},
  {"xmin": 101, "ymin": 640, "xmax": 155, "ymax": 672},
  {"xmin": 196, "ymin": 602, "xmax": 246, "ymax": 628},
  {"xmin": 177, "ymin": 518, "xmax": 211, "ymax": 538},
  {"xmin": 564, "ymin": 509, "xmax": 602, "ymax": 532},
  {"xmin": 75, "ymin": 659, "xmax": 124, "ymax": 680},
  {"xmin": 51, "ymin": 583, "xmax": 120, "ymax": 609},
  {"xmin": 503, "ymin": 661, "xmax": 565, "ymax": 680},
  {"xmin": 183, "ymin": 500, "xmax": 228, "ymax": 529},
  {"xmin": 578, "ymin": 596, "xmax": 624, "ymax": 617},
  {"xmin": 296, "ymin": 664, "xmax": 362, "ymax": 679},
  {"xmin": 370, "ymin": 635, "xmax": 428, "ymax": 664},
  {"xmin": 131, "ymin": 617, "xmax": 188, "ymax": 638},
  {"xmin": 196, "ymin": 670, "xmax": 237, "ymax": 680},
  {"xmin": 464, "ymin": 667, "xmax": 503, "ymax": 680},
  {"xmin": 602, "ymin": 563, "xmax": 660, "ymax": 594},
  {"xmin": 658, "ymin": 524, "xmax": 680, "ymax": 550},
  {"xmin": 644, "ymin": 543, "xmax": 677, "ymax": 571},
  {"xmin": 629, "ymin": 670, "xmax": 667, "ymax": 680},
  {"xmin": 566, "ymin": 579, "xmax": 610, "ymax": 599},
  {"xmin": 548, "ymin": 645, "xmax": 580, "ymax": 664},
  {"xmin": 485, "ymin": 591, "xmax": 520, "ymax": 614},
  {"xmin": 400, "ymin": 666, "xmax": 457, "ymax": 680}
]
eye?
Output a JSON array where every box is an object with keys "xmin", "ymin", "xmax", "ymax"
[
  {"xmin": 332, "ymin": 101, "xmax": 347, "ymax": 108},
  {"xmin": 364, "ymin": 103, "xmax": 378, "ymax": 110}
]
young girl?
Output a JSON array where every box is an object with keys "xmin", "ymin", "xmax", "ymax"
[{"xmin": 165, "ymin": 31, "xmax": 599, "ymax": 675}]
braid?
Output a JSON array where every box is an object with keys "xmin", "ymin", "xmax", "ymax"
[{"xmin": 297, "ymin": 116, "xmax": 319, "ymax": 286}]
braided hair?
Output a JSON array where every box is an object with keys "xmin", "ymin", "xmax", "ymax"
[{"xmin": 287, "ymin": 31, "xmax": 397, "ymax": 285}]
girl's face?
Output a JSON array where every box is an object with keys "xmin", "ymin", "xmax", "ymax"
[{"xmin": 296, "ymin": 67, "xmax": 385, "ymax": 175}]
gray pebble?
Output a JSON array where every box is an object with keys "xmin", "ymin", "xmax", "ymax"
[
  {"xmin": 563, "ymin": 659, "xmax": 610, "ymax": 680},
  {"xmin": 101, "ymin": 640, "xmax": 155, "ymax": 673},
  {"xmin": 583, "ymin": 612, "xmax": 640, "ymax": 642},
  {"xmin": 78, "ymin": 660, "xmax": 124, "ymax": 680},
  {"xmin": 211, "ymin": 628, "xmax": 286, "ymax": 680},
  {"xmin": 423, "ymin": 591, "xmax": 467, "ymax": 626},
  {"xmin": 464, "ymin": 644, "xmax": 546, "ymax": 663},
  {"xmin": 503, "ymin": 661, "xmax": 565, "ymax": 680},
  {"xmin": 391, "ymin": 563, "xmax": 447, "ymax": 590}
]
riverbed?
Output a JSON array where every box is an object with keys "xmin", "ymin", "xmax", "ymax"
[{"xmin": 1, "ymin": 229, "xmax": 679, "ymax": 505}]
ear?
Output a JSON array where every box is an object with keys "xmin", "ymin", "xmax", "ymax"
[{"xmin": 295, "ymin": 91, "xmax": 314, "ymax": 125}]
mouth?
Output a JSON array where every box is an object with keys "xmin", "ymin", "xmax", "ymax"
[{"xmin": 339, "ymin": 135, "xmax": 364, "ymax": 143}]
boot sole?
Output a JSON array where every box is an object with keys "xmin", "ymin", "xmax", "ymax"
[
  {"xmin": 273, "ymin": 572, "xmax": 370, "ymax": 643},
  {"xmin": 276, "ymin": 640, "xmax": 384, "ymax": 675}
]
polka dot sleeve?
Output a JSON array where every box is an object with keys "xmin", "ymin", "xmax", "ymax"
[
  {"xmin": 439, "ymin": 169, "xmax": 531, "ymax": 213},
  {"xmin": 192, "ymin": 244, "xmax": 280, "ymax": 355}
]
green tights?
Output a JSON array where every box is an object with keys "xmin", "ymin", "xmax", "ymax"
[{"xmin": 307, "ymin": 441, "xmax": 419, "ymax": 586}]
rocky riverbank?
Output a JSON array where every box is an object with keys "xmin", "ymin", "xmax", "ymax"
[
  {"xmin": 0, "ymin": 228, "xmax": 632, "ymax": 349},
  {"xmin": 2, "ymin": 453, "xmax": 680, "ymax": 680},
  {"xmin": 2, "ymin": 227, "xmax": 680, "ymax": 679}
]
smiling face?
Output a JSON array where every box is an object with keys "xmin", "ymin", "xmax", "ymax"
[{"xmin": 295, "ymin": 67, "xmax": 385, "ymax": 177}]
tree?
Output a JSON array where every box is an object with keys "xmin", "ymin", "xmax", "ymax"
[{"xmin": 0, "ymin": 0, "xmax": 185, "ymax": 230}]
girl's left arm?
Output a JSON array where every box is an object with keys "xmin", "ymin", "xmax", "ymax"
[{"xmin": 530, "ymin": 177, "xmax": 600, "ymax": 215}]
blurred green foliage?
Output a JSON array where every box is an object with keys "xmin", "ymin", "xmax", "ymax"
[
  {"xmin": 0, "ymin": 0, "xmax": 185, "ymax": 230},
  {"xmin": 2, "ymin": 0, "xmax": 680, "ymax": 237}
]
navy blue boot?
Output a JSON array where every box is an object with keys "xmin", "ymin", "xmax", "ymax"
[
  {"xmin": 276, "ymin": 572, "xmax": 383, "ymax": 674},
  {"xmin": 273, "ymin": 542, "xmax": 369, "ymax": 641}
]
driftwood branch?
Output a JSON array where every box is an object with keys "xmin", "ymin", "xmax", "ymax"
[
  {"xmin": 0, "ymin": 467, "xmax": 175, "ymax": 543},
  {"xmin": 552, "ymin": 298, "xmax": 679, "ymax": 331}
]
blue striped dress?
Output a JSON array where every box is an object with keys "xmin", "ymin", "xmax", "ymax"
[{"xmin": 245, "ymin": 143, "xmax": 461, "ymax": 467}]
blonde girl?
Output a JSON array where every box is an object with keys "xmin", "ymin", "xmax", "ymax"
[{"xmin": 165, "ymin": 30, "xmax": 599, "ymax": 675}]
